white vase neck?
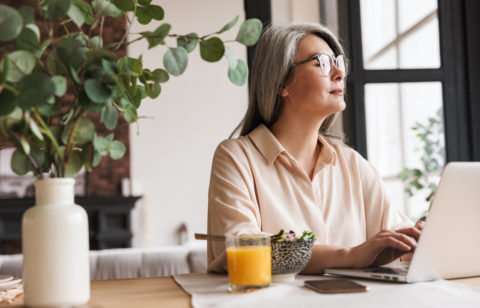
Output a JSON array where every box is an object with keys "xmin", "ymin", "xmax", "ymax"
[{"xmin": 34, "ymin": 178, "xmax": 75, "ymax": 206}]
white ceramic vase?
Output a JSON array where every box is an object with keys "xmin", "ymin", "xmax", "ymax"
[{"xmin": 22, "ymin": 178, "xmax": 90, "ymax": 307}]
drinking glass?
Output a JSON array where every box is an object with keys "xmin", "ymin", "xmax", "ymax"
[{"xmin": 226, "ymin": 234, "xmax": 271, "ymax": 292}]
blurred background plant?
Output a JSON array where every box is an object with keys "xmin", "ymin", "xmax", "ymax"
[
  {"xmin": 399, "ymin": 107, "xmax": 445, "ymax": 218},
  {"xmin": 0, "ymin": 0, "xmax": 261, "ymax": 179}
]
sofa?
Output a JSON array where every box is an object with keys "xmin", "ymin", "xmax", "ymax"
[{"xmin": 0, "ymin": 241, "xmax": 207, "ymax": 280}]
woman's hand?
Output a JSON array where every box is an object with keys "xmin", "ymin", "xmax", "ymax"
[{"xmin": 349, "ymin": 226, "xmax": 422, "ymax": 268}]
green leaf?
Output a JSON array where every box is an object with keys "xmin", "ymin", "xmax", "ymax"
[
  {"xmin": 101, "ymin": 58, "xmax": 118, "ymax": 75},
  {"xmin": 141, "ymin": 23, "xmax": 171, "ymax": 49},
  {"xmin": 1, "ymin": 50, "xmax": 36, "ymax": 83},
  {"xmin": 70, "ymin": 65, "xmax": 82, "ymax": 85},
  {"xmin": 123, "ymin": 105, "xmax": 137, "ymax": 123},
  {"xmin": 20, "ymin": 136, "xmax": 31, "ymax": 155},
  {"xmin": 11, "ymin": 149, "xmax": 32, "ymax": 175},
  {"xmin": 89, "ymin": 36, "xmax": 103, "ymax": 48},
  {"xmin": 61, "ymin": 116, "xmax": 95, "ymax": 146},
  {"xmin": 218, "ymin": 15, "xmax": 239, "ymax": 34},
  {"xmin": 0, "ymin": 107, "xmax": 22, "ymax": 134},
  {"xmin": 47, "ymin": 49, "xmax": 66, "ymax": 76},
  {"xmin": 14, "ymin": 26, "xmax": 39, "ymax": 52},
  {"xmin": 101, "ymin": 106, "xmax": 118, "ymax": 130},
  {"xmin": 228, "ymin": 58, "xmax": 248, "ymax": 86},
  {"xmin": 0, "ymin": 4, "xmax": 23, "ymax": 41},
  {"xmin": 31, "ymin": 145, "xmax": 48, "ymax": 172},
  {"xmin": 57, "ymin": 35, "xmax": 88, "ymax": 71},
  {"xmin": 109, "ymin": 140, "xmax": 125, "ymax": 159},
  {"xmin": 64, "ymin": 150, "xmax": 83, "ymax": 177},
  {"xmin": 78, "ymin": 90, "xmax": 103, "ymax": 113},
  {"xmin": 236, "ymin": 18, "xmax": 262, "ymax": 47},
  {"xmin": 17, "ymin": 73, "xmax": 56, "ymax": 108},
  {"xmin": 34, "ymin": 39, "xmax": 52, "ymax": 58},
  {"xmin": 151, "ymin": 68, "xmax": 169, "ymax": 83},
  {"xmin": 199, "ymin": 37, "xmax": 225, "ymax": 62},
  {"xmin": 73, "ymin": 0, "xmax": 94, "ymax": 25},
  {"xmin": 37, "ymin": 104, "xmax": 62, "ymax": 116},
  {"xmin": 146, "ymin": 5, "xmax": 164, "ymax": 20},
  {"xmin": 67, "ymin": 2, "xmax": 85, "ymax": 27},
  {"xmin": 135, "ymin": 6, "xmax": 152, "ymax": 25},
  {"xmin": 225, "ymin": 48, "xmax": 238, "ymax": 68},
  {"xmin": 92, "ymin": 150, "xmax": 103, "ymax": 167},
  {"xmin": 93, "ymin": 134, "xmax": 110, "ymax": 155},
  {"xmin": 52, "ymin": 75, "xmax": 67, "ymax": 97},
  {"xmin": 177, "ymin": 33, "xmax": 198, "ymax": 53},
  {"xmin": 145, "ymin": 82, "xmax": 161, "ymax": 98},
  {"xmin": 43, "ymin": 0, "xmax": 73, "ymax": 20},
  {"xmin": 163, "ymin": 47, "xmax": 188, "ymax": 76},
  {"xmin": 112, "ymin": 0, "xmax": 135, "ymax": 11},
  {"xmin": 138, "ymin": 0, "xmax": 151, "ymax": 5},
  {"xmin": 18, "ymin": 6, "xmax": 35, "ymax": 25},
  {"xmin": 0, "ymin": 90, "xmax": 17, "ymax": 116},
  {"xmin": 92, "ymin": 0, "xmax": 122, "ymax": 18},
  {"xmin": 85, "ymin": 49, "xmax": 116, "ymax": 64},
  {"xmin": 28, "ymin": 118, "xmax": 44, "ymax": 141},
  {"xmin": 85, "ymin": 78, "xmax": 112, "ymax": 104}
]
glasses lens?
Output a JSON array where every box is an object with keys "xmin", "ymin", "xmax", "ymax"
[
  {"xmin": 336, "ymin": 55, "xmax": 346, "ymax": 74},
  {"xmin": 318, "ymin": 54, "xmax": 332, "ymax": 76}
]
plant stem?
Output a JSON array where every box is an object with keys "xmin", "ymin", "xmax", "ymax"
[
  {"xmin": 32, "ymin": 110, "xmax": 63, "ymax": 160},
  {"xmin": 11, "ymin": 133, "xmax": 44, "ymax": 179},
  {"xmin": 100, "ymin": 17, "xmax": 105, "ymax": 40},
  {"xmin": 2, "ymin": 83, "xmax": 20, "ymax": 96},
  {"xmin": 63, "ymin": 109, "xmax": 85, "ymax": 172},
  {"xmin": 115, "ymin": 0, "xmax": 138, "ymax": 51}
]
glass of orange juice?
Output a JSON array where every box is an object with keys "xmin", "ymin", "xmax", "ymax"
[{"xmin": 226, "ymin": 234, "xmax": 271, "ymax": 292}]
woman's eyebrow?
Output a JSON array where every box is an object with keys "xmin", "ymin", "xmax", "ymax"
[{"xmin": 308, "ymin": 51, "xmax": 335, "ymax": 58}]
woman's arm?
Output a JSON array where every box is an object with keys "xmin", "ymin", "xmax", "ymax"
[{"xmin": 302, "ymin": 226, "xmax": 421, "ymax": 274}]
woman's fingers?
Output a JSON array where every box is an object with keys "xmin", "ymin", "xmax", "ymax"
[
  {"xmin": 379, "ymin": 235, "xmax": 412, "ymax": 252},
  {"xmin": 374, "ymin": 231, "xmax": 417, "ymax": 251},
  {"xmin": 396, "ymin": 227, "xmax": 421, "ymax": 241},
  {"xmin": 415, "ymin": 220, "xmax": 425, "ymax": 231}
]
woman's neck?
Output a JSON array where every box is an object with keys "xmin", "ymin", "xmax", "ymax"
[{"xmin": 271, "ymin": 113, "xmax": 325, "ymax": 178}]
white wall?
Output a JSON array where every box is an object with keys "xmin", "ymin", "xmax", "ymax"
[{"xmin": 128, "ymin": 0, "xmax": 248, "ymax": 246}]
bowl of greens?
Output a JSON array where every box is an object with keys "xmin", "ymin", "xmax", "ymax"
[{"xmin": 271, "ymin": 230, "xmax": 315, "ymax": 280}]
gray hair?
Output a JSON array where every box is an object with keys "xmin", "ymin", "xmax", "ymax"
[{"xmin": 232, "ymin": 23, "xmax": 346, "ymax": 142}]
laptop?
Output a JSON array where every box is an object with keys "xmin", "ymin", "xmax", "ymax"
[{"xmin": 325, "ymin": 162, "xmax": 480, "ymax": 283}]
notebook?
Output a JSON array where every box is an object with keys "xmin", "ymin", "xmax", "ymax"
[{"xmin": 325, "ymin": 162, "xmax": 480, "ymax": 283}]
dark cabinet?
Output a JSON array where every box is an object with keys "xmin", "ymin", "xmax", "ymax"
[{"xmin": 0, "ymin": 196, "xmax": 140, "ymax": 254}]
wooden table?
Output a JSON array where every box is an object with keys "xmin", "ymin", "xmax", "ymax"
[{"xmin": 2, "ymin": 276, "xmax": 479, "ymax": 308}]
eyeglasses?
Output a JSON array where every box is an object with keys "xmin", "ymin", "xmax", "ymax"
[{"xmin": 293, "ymin": 53, "xmax": 349, "ymax": 77}]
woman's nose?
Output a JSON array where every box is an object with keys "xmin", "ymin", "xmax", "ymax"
[{"xmin": 330, "ymin": 65, "xmax": 345, "ymax": 81}]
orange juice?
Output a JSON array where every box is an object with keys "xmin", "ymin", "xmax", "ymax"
[{"xmin": 226, "ymin": 245, "xmax": 272, "ymax": 286}]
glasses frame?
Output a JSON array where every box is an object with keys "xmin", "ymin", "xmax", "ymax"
[{"xmin": 293, "ymin": 53, "xmax": 349, "ymax": 77}]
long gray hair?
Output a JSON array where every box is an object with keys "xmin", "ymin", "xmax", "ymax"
[{"xmin": 232, "ymin": 23, "xmax": 346, "ymax": 142}]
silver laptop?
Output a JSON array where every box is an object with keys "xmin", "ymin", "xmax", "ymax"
[{"xmin": 325, "ymin": 162, "xmax": 480, "ymax": 283}]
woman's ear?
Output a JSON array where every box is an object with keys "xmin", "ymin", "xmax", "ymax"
[{"xmin": 280, "ymin": 87, "xmax": 288, "ymax": 97}]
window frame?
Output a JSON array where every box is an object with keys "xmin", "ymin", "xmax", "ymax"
[{"xmin": 337, "ymin": 0, "xmax": 477, "ymax": 162}]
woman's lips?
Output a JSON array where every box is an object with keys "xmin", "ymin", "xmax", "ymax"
[{"xmin": 329, "ymin": 89, "xmax": 343, "ymax": 96}]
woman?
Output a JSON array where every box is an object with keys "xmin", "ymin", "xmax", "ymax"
[{"xmin": 207, "ymin": 23, "xmax": 422, "ymax": 273}]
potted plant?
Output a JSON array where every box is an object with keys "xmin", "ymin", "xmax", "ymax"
[
  {"xmin": 400, "ymin": 108, "xmax": 445, "ymax": 220},
  {"xmin": 0, "ymin": 1, "xmax": 262, "ymax": 306}
]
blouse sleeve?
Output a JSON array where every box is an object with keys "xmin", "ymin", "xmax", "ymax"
[
  {"xmin": 207, "ymin": 140, "xmax": 261, "ymax": 273},
  {"xmin": 356, "ymin": 153, "xmax": 414, "ymax": 239}
]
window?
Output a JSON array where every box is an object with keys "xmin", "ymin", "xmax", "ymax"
[{"xmin": 337, "ymin": 0, "xmax": 478, "ymax": 219}]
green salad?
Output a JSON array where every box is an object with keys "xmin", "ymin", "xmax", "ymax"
[{"xmin": 271, "ymin": 229, "xmax": 316, "ymax": 242}]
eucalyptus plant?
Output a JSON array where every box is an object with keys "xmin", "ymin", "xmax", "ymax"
[
  {"xmin": 0, "ymin": 0, "xmax": 262, "ymax": 178},
  {"xmin": 400, "ymin": 108, "xmax": 445, "ymax": 203}
]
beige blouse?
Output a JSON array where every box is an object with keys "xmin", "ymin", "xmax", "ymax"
[{"xmin": 207, "ymin": 124, "xmax": 412, "ymax": 273}]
